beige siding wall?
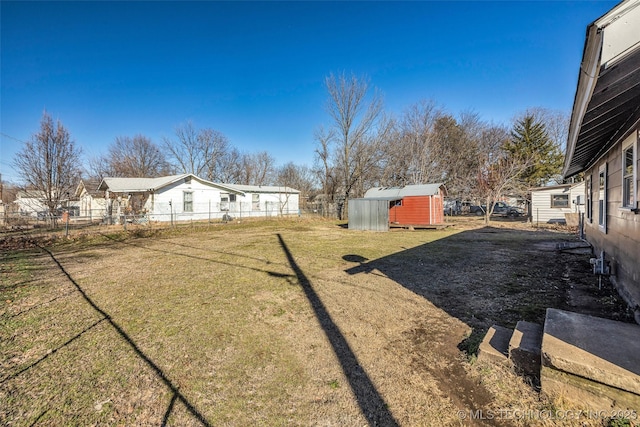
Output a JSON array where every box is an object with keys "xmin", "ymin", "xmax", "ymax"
[{"xmin": 584, "ymin": 129, "xmax": 640, "ymax": 312}]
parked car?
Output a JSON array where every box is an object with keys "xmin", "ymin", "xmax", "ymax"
[
  {"xmin": 469, "ymin": 202, "xmax": 523, "ymax": 217},
  {"xmin": 444, "ymin": 199, "xmax": 462, "ymax": 216}
]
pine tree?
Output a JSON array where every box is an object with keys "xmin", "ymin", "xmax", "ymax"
[{"xmin": 504, "ymin": 115, "xmax": 564, "ymax": 189}]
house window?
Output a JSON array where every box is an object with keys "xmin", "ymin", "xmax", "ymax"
[
  {"xmin": 220, "ymin": 194, "xmax": 229, "ymax": 211},
  {"xmin": 183, "ymin": 191, "xmax": 193, "ymax": 212},
  {"xmin": 230, "ymin": 194, "xmax": 236, "ymax": 203},
  {"xmin": 550, "ymin": 194, "xmax": 569, "ymax": 208},
  {"xmin": 598, "ymin": 164, "xmax": 607, "ymax": 231},
  {"xmin": 622, "ymin": 141, "xmax": 636, "ymax": 208},
  {"xmin": 252, "ymin": 194, "xmax": 260, "ymax": 211},
  {"xmin": 586, "ymin": 175, "xmax": 592, "ymax": 222},
  {"xmin": 390, "ymin": 200, "xmax": 402, "ymax": 207}
]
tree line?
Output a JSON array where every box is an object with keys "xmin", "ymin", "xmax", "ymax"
[
  {"xmin": 10, "ymin": 71, "xmax": 567, "ymax": 219},
  {"xmin": 316, "ymin": 73, "xmax": 566, "ymax": 220}
]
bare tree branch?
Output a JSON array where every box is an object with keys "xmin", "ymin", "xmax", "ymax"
[{"xmin": 12, "ymin": 111, "xmax": 82, "ymax": 216}]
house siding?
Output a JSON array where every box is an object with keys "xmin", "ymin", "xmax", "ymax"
[
  {"xmin": 531, "ymin": 183, "xmax": 585, "ymax": 224},
  {"xmin": 146, "ymin": 179, "xmax": 226, "ymax": 222},
  {"xmin": 238, "ymin": 192, "xmax": 299, "ymax": 217},
  {"xmin": 584, "ymin": 129, "xmax": 640, "ymax": 311}
]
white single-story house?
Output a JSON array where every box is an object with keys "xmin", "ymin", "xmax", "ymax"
[
  {"xmin": 531, "ymin": 182, "xmax": 585, "ymax": 224},
  {"xmin": 14, "ymin": 190, "xmax": 49, "ymax": 217},
  {"xmin": 75, "ymin": 180, "xmax": 107, "ymax": 220},
  {"xmin": 97, "ymin": 174, "xmax": 300, "ymax": 222},
  {"xmin": 221, "ymin": 184, "xmax": 300, "ymax": 217}
]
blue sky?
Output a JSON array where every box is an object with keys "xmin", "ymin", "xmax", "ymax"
[{"xmin": 0, "ymin": 1, "xmax": 619, "ymax": 184}]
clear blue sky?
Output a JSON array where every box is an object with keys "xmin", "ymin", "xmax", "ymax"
[{"xmin": 0, "ymin": 1, "xmax": 618, "ymax": 184}]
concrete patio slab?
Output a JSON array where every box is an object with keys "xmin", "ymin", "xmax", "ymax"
[{"xmin": 541, "ymin": 308, "xmax": 640, "ymax": 400}]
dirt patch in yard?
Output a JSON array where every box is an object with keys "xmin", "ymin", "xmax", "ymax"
[{"xmin": 1, "ymin": 218, "xmax": 635, "ymax": 426}]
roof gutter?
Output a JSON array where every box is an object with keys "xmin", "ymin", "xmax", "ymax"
[
  {"xmin": 563, "ymin": 0, "xmax": 640, "ymax": 178},
  {"xmin": 562, "ymin": 23, "xmax": 603, "ymax": 178}
]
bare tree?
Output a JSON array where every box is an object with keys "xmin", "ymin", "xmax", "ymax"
[
  {"xmin": 380, "ymin": 104, "xmax": 482, "ymax": 201},
  {"xmin": 99, "ymin": 135, "xmax": 169, "ymax": 178},
  {"xmin": 163, "ymin": 121, "xmax": 230, "ymax": 181},
  {"xmin": 277, "ymin": 162, "xmax": 315, "ymax": 196},
  {"xmin": 217, "ymin": 147, "xmax": 243, "ymax": 184},
  {"xmin": 390, "ymin": 100, "xmax": 444, "ymax": 186},
  {"xmin": 238, "ymin": 151, "xmax": 276, "ymax": 186},
  {"xmin": 274, "ymin": 162, "xmax": 316, "ymax": 214},
  {"xmin": 313, "ymin": 126, "xmax": 338, "ymax": 217},
  {"xmin": 86, "ymin": 154, "xmax": 114, "ymax": 181},
  {"xmin": 324, "ymin": 72, "xmax": 386, "ymax": 219},
  {"xmin": 163, "ymin": 121, "xmax": 201, "ymax": 176},
  {"xmin": 200, "ymin": 128, "xmax": 231, "ymax": 182},
  {"xmin": 473, "ymin": 124, "xmax": 533, "ymax": 224},
  {"xmin": 12, "ymin": 111, "xmax": 82, "ymax": 218}
]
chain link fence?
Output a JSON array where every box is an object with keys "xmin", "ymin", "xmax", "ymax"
[{"xmin": 1, "ymin": 204, "xmax": 338, "ymax": 235}]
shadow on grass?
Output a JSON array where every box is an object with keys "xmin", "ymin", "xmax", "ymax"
[
  {"xmin": 97, "ymin": 232, "xmax": 290, "ymax": 278},
  {"xmin": 343, "ymin": 227, "xmax": 575, "ymax": 356},
  {"xmin": 1, "ymin": 317, "xmax": 107, "ymax": 383},
  {"xmin": 277, "ymin": 234, "xmax": 398, "ymax": 427},
  {"xmin": 26, "ymin": 244, "xmax": 212, "ymax": 427},
  {"xmin": 9, "ymin": 289, "xmax": 76, "ymax": 319}
]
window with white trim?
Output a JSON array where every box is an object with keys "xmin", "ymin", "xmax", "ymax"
[
  {"xmin": 183, "ymin": 191, "xmax": 193, "ymax": 212},
  {"xmin": 550, "ymin": 194, "xmax": 569, "ymax": 208},
  {"xmin": 598, "ymin": 164, "xmax": 607, "ymax": 231},
  {"xmin": 622, "ymin": 137, "xmax": 636, "ymax": 208},
  {"xmin": 220, "ymin": 194, "xmax": 229, "ymax": 211}
]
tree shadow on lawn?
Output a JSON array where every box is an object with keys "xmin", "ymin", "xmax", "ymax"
[
  {"xmin": 23, "ymin": 244, "xmax": 213, "ymax": 427},
  {"xmin": 276, "ymin": 234, "xmax": 399, "ymax": 427},
  {"xmin": 344, "ymin": 226, "xmax": 582, "ymax": 354},
  {"xmin": 91, "ymin": 231, "xmax": 398, "ymax": 425}
]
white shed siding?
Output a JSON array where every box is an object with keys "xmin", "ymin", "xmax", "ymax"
[{"xmin": 531, "ymin": 182, "xmax": 585, "ymax": 224}]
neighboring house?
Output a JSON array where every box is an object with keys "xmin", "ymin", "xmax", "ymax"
[
  {"xmin": 75, "ymin": 180, "xmax": 107, "ymax": 220},
  {"xmin": 349, "ymin": 183, "xmax": 446, "ymax": 231},
  {"xmin": 14, "ymin": 190, "xmax": 49, "ymax": 217},
  {"xmin": 97, "ymin": 174, "xmax": 300, "ymax": 222},
  {"xmin": 530, "ymin": 182, "xmax": 585, "ymax": 224},
  {"xmin": 221, "ymin": 184, "xmax": 300, "ymax": 217},
  {"xmin": 563, "ymin": 0, "xmax": 640, "ymax": 319}
]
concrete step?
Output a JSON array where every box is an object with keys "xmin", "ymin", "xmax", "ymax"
[
  {"xmin": 477, "ymin": 324, "xmax": 512, "ymax": 364},
  {"xmin": 509, "ymin": 321, "xmax": 543, "ymax": 378},
  {"xmin": 541, "ymin": 308, "xmax": 640, "ymax": 410}
]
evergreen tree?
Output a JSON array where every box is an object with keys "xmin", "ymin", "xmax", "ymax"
[{"xmin": 504, "ymin": 115, "xmax": 564, "ymax": 189}]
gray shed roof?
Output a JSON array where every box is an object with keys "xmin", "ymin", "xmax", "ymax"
[
  {"xmin": 364, "ymin": 183, "xmax": 445, "ymax": 199},
  {"xmin": 98, "ymin": 174, "xmax": 243, "ymax": 194}
]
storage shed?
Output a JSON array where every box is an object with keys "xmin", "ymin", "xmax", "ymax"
[
  {"xmin": 531, "ymin": 182, "xmax": 585, "ymax": 224},
  {"xmin": 349, "ymin": 183, "xmax": 446, "ymax": 231}
]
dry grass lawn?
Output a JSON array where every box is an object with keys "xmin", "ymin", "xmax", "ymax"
[{"xmin": 0, "ymin": 217, "xmax": 633, "ymax": 426}]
